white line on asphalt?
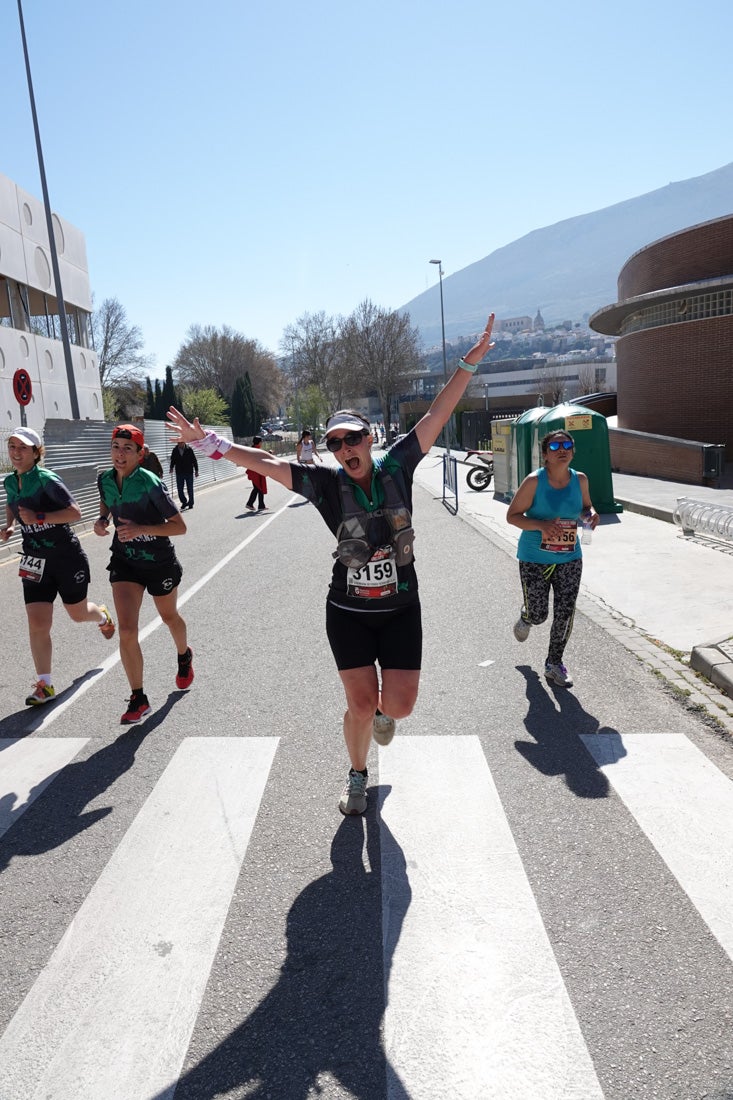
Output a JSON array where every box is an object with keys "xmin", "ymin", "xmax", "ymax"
[
  {"xmin": 34, "ymin": 502, "xmax": 290, "ymax": 732},
  {"xmin": 478, "ymin": 658, "xmax": 495, "ymax": 667},
  {"xmin": 581, "ymin": 731, "xmax": 733, "ymax": 962},
  {"xmin": 0, "ymin": 736, "xmax": 278, "ymax": 1100},
  {"xmin": 378, "ymin": 736, "xmax": 603, "ymax": 1100},
  {"xmin": 0, "ymin": 738, "xmax": 89, "ymax": 841}
]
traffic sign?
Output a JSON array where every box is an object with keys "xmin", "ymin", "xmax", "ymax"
[{"xmin": 13, "ymin": 369, "xmax": 33, "ymax": 407}]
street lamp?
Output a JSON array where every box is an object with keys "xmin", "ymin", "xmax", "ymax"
[
  {"xmin": 429, "ymin": 259, "xmax": 450, "ymax": 452},
  {"xmin": 16, "ymin": 0, "xmax": 80, "ymax": 419}
]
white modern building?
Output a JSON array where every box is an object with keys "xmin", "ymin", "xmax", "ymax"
[{"xmin": 0, "ymin": 171, "xmax": 102, "ymax": 431}]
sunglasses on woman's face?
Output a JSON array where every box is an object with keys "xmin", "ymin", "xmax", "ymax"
[
  {"xmin": 547, "ymin": 439, "xmax": 574, "ymax": 452},
  {"xmin": 326, "ymin": 430, "xmax": 368, "ymax": 453}
]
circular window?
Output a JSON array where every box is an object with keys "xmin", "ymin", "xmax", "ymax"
[
  {"xmin": 35, "ymin": 247, "xmax": 52, "ymax": 289},
  {"xmin": 23, "ymin": 203, "xmax": 33, "ymax": 226}
]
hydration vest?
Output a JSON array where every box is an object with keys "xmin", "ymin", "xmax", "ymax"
[{"xmin": 333, "ymin": 467, "xmax": 415, "ymax": 568}]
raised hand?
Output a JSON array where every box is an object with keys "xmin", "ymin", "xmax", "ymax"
[
  {"xmin": 166, "ymin": 406, "xmax": 206, "ymax": 443},
  {"xmin": 462, "ymin": 313, "xmax": 495, "ymax": 368}
]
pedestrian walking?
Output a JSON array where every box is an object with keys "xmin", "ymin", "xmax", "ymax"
[
  {"xmin": 506, "ymin": 428, "xmax": 599, "ymax": 688},
  {"xmin": 95, "ymin": 424, "xmax": 193, "ymax": 724},
  {"xmin": 1, "ymin": 426, "xmax": 115, "ymax": 706},
  {"xmin": 245, "ymin": 436, "xmax": 268, "ymax": 511},
  {"xmin": 169, "ymin": 441, "xmax": 199, "ymax": 510},
  {"xmin": 166, "ymin": 313, "xmax": 495, "ymax": 815}
]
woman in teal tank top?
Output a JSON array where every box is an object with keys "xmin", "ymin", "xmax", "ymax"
[{"xmin": 506, "ymin": 430, "xmax": 598, "ymax": 688}]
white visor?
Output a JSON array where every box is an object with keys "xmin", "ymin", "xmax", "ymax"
[{"xmin": 325, "ymin": 414, "xmax": 369, "ymax": 436}]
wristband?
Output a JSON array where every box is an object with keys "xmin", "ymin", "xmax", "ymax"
[
  {"xmin": 190, "ymin": 431, "xmax": 233, "ymax": 460},
  {"xmin": 36, "ymin": 512, "xmax": 46, "ymax": 522},
  {"xmin": 458, "ymin": 357, "xmax": 478, "ymax": 374}
]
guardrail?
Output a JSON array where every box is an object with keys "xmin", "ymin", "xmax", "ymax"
[{"xmin": 673, "ymin": 497, "xmax": 733, "ymax": 541}]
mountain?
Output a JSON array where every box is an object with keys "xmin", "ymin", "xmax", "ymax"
[{"xmin": 402, "ymin": 162, "xmax": 733, "ymax": 346}]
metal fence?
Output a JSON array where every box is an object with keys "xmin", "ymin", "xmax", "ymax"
[{"xmin": 0, "ymin": 419, "xmax": 269, "ymax": 561}]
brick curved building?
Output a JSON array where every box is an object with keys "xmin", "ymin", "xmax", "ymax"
[{"xmin": 590, "ymin": 215, "xmax": 733, "ymax": 459}]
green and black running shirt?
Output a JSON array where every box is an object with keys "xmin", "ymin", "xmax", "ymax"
[
  {"xmin": 289, "ymin": 430, "xmax": 425, "ymax": 612},
  {"xmin": 4, "ymin": 465, "xmax": 82, "ymax": 556},
  {"xmin": 97, "ymin": 466, "xmax": 179, "ymax": 567}
]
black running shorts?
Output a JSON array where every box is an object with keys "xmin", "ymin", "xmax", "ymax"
[
  {"xmin": 108, "ymin": 556, "xmax": 183, "ymax": 597},
  {"xmin": 326, "ymin": 599, "xmax": 422, "ymax": 671}
]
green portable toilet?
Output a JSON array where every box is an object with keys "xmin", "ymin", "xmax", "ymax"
[
  {"xmin": 533, "ymin": 403, "xmax": 622, "ymax": 514},
  {"xmin": 512, "ymin": 405, "xmax": 550, "ymax": 490}
]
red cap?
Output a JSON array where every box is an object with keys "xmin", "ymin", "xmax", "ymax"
[{"xmin": 112, "ymin": 424, "xmax": 144, "ymax": 449}]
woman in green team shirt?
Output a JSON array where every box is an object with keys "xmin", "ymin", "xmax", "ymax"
[
  {"xmin": 1, "ymin": 426, "xmax": 115, "ymax": 707},
  {"xmin": 95, "ymin": 424, "xmax": 193, "ymax": 724}
]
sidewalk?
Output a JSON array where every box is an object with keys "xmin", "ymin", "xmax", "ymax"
[{"xmin": 414, "ymin": 449, "xmax": 733, "ymax": 734}]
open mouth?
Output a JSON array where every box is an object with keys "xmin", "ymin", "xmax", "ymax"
[{"xmin": 345, "ymin": 457, "xmax": 360, "ymax": 471}]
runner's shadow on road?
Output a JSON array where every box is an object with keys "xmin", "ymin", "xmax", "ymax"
[
  {"xmin": 166, "ymin": 785, "xmax": 412, "ymax": 1100},
  {"xmin": 0, "ymin": 693, "xmax": 182, "ymax": 873},
  {"xmin": 0, "ymin": 668, "xmax": 105, "ymax": 743},
  {"xmin": 514, "ymin": 665, "xmax": 626, "ymax": 799}
]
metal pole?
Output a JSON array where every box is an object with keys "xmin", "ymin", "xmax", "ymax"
[
  {"xmin": 430, "ymin": 259, "xmax": 451, "ymax": 454},
  {"xmin": 17, "ymin": 0, "xmax": 80, "ymax": 419}
]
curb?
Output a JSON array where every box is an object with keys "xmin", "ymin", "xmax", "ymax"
[
  {"xmin": 690, "ymin": 638, "xmax": 733, "ymax": 698},
  {"xmin": 616, "ymin": 498, "xmax": 674, "ymax": 524}
]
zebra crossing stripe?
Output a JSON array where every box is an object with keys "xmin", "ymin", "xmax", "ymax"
[
  {"xmin": 0, "ymin": 736, "xmax": 278, "ymax": 1100},
  {"xmin": 582, "ymin": 732, "xmax": 733, "ymax": 962},
  {"xmin": 0, "ymin": 738, "xmax": 88, "ymax": 841},
  {"xmin": 378, "ymin": 736, "xmax": 603, "ymax": 1099}
]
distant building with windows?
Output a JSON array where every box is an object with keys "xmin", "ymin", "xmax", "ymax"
[
  {"xmin": 493, "ymin": 315, "xmax": 533, "ymax": 334},
  {"xmin": 590, "ymin": 214, "xmax": 733, "ymax": 458},
  {"xmin": 0, "ymin": 172, "xmax": 102, "ymax": 432}
]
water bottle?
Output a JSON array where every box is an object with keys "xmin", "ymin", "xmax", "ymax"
[{"xmin": 581, "ymin": 509, "xmax": 593, "ymax": 546}]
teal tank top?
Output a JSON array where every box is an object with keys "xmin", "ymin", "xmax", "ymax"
[{"xmin": 516, "ymin": 467, "xmax": 583, "ymax": 563}]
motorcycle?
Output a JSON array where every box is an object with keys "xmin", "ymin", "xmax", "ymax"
[{"xmin": 465, "ymin": 449, "xmax": 494, "ymax": 492}]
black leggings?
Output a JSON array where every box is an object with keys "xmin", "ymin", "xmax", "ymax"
[
  {"xmin": 519, "ymin": 558, "xmax": 582, "ymax": 665},
  {"xmin": 247, "ymin": 487, "xmax": 265, "ymax": 509}
]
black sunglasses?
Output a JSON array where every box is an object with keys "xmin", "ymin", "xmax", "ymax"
[
  {"xmin": 547, "ymin": 439, "xmax": 574, "ymax": 452},
  {"xmin": 326, "ymin": 430, "xmax": 368, "ymax": 453}
]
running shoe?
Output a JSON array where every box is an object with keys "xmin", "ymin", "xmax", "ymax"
[
  {"xmin": 513, "ymin": 614, "xmax": 531, "ymax": 642},
  {"xmin": 25, "ymin": 681, "xmax": 55, "ymax": 706},
  {"xmin": 338, "ymin": 769, "xmax": 368, "ymax": 816},
  {"xmin": 176, "ymin": 647, "xmax": 194, "ymax": 690},
  {"xmin": 120, "ymin": 692, "xmax": 151, "ymax": 724},
  {"xmin": 246, "ymin": 504, "xmax": 256, "ymax": 511},
  {"xmin": 544, "ymin": 661, "xmax": 573, "ymax": 688},
  {"xmin": 98, "ymin": 605, "xmax": 116, "ymax": 639},
  {"xmin": 373, "ymin": 711, "xmax": 396, "ymax": 746}
]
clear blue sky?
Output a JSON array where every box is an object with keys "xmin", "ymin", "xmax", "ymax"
[{"xmin": 2, "ymin": 0, "xmax": 731, "ymax": 376}]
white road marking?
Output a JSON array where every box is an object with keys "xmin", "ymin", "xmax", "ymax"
[
  {"xmin": 582, "ymin": 731, "xmax": 733, "ymax": 961},
  {"xmin": 34, "ymin": 502, "xmax": 290, "ymax": 731},
  {"xmin": 379, "ymin": 736, "xmax": 603, "ymax": 1099},
  {"xmin": 478, "ymin": 658, "xmax": 495, "ymax": 667},
  {"xmin": 0, "ymin": 738, "xmax": 88, "ymax": 841},
  {"xmin": 0, "ymin": 737, "xmax": 278, "ymax": 1100}
]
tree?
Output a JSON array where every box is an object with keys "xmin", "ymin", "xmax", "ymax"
[
  {"xmin": 161, "ymin": 365, "xmax": 179, "ymax": 412},
  {"xmin": 577, "ymin": 363, "xmax": 599, "ymax": 395},
  {"xmin": 297, "ymin": 385, "xmax": 328, "ymax": 435},
  {"xmin": 91, "ymin": 297, "xmax": 152, "ymax": 421},
  {"xmin": 178, "ymin": 388, "xmax": 229, "ymax": 425},
  {"xmin": 281, "ymin": 312, "xmax": 354, "ymax": 413},
  {"xmin": 340, "ymin": 300, "xmax": 421, "ymax": 428},
  {"xmin": 536, "ymin": 363, "xmax": 567, "ymax": 405},
  {"xmin": 144, "ymin": 378, "xmax": 155, "ymax": 418},
  {"xmin": 230, "ymin": 374, "xmax": 258, "ymax": 438},
  {"xmin": 173, "ymin": 324, "xmax": 283, "ymax": 414}
]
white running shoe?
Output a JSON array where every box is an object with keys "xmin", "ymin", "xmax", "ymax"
[
  {"xmin": 339, "ymin": 769, "xmax": 368, "ymax": 815},
  {"xmin": 544, "ymin": 661, "xmax": 573, "ymax": 687},
  {"xmin": 373, "ymin": 711, "xmax": 396, "ymax": 746},
  {"xmin": 513, "ymin": 615, "xmax": 531, "ymax": 642}
]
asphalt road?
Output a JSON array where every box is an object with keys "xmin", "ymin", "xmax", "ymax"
[{"xmin": 1, "ymin": 469, "xmax": 733, "ymax": 1099}]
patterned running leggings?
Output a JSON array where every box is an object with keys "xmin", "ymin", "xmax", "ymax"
[{"xmin": 518, "ymin": 558, "xmax": 583, "ymax": 664}]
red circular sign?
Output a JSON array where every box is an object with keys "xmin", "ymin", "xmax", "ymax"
[{"xmin": 13, "ymin": 369, "xmax": 33, "ymax": 407}]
